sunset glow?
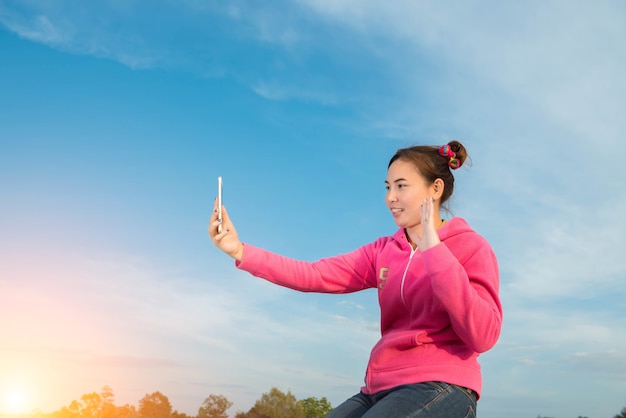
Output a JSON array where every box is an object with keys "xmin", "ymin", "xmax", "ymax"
[{"xmin": 1, "ymin": 386, "xmax": 28, "ymax": 414}]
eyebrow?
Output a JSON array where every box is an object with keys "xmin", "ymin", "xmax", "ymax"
[{"xmin": 384, "ymin": 178, "xmax": 408, "ymax": 184}]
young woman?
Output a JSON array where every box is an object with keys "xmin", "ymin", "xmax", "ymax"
[{"xmin": 209, "ymin": 141, "xmax": 502, "ymax": 418}]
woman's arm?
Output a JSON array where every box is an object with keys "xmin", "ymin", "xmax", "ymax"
[
  {"xmin": 236, "ymin": 243, "xmax": 380, "ymax": 294},
  {"xmin": 423, "ymin": 236, "xmax": 502, "ymax": 353},
  {"xmin": 210, "ymin": 200, "xmax": 381, "ymax": 294}
]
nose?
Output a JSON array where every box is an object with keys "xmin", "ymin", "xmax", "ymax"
[{"xmin": 386, "ymin": 189, "xmax": 396, "ymax": 204}]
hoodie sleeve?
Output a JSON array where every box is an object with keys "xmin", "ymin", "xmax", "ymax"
[
  {"xmin": 235, "ymin": 242, "xmax": 380, "ymax": 293},
  {"xmin": 422, "ymin": 234, "xmax": 502, "ymax": 353}
]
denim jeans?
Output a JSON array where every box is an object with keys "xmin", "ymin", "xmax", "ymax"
[{"xmin": 325, "ymin": 382, "xmax": 477, "ymax": 418}]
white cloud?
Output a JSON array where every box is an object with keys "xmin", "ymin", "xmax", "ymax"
[
  {"xmin": 4, "ymin": 14, "xmax": 67, "ymax": 44},
  {"xmin": 294, "ymin": 0, "xmax": 626, "ymax": 149},
  {"xmin": 180, "ymin": 0, "xmax": 303, "ymax": 45},
  {"xmin": 252, "ymin": 80, "xmax": 339, "ymax": 105},
  {"xmin": 0, "ymin": 1, "xmax": 168, "ymax": 69},
  {"xmin": 506, "ymin": 220, "xmax": 626, "ymax": 299}
]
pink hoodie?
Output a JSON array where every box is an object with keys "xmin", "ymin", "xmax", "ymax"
[{"xmin": 236, "ymin": 217, "xmax": 502, "ymax": 398}]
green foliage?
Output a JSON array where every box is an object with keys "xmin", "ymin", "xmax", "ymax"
[
  {"xmin": 235, "ymin": 388, "xmax": 305, "ymax": 418},
  {"xmin": 48, "ymin": 385, "xmax": 333, "ymax": 418},
  {"xmin": 298, "ymin": 397, "xmax": 333, "ymax": 418},
  {"xmin": 197, "ymin": 394, "xmax": 233, "ymax": 418},
  {"xmin": 615, "ymin": 406, "xmax": 626, "ymax": 418},
  {"xmin": 138, "ymin": 392, "xmax": 172, "ymax": 418}
]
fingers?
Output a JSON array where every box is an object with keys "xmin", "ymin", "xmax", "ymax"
[
  {"xmin": 208, "ymin": 199, "xmax": 244, "ymax": 260},
  {"xmin": 209, "ymin": 199, "xmax": 225, "ymax": 238},
  {"xmin": 209, "ymin": 204, "xmax": 233, "ymax": 239},
  {"xmin": 218, "ymin": 205, "xmax": 230, "ymax": 232},
  {"xmin": 418, "ymin": 197, "xmax": 441, "ymax": 251},
  {"xmin": 421, "ymin": 197, "xmax": 434, "ymax": 224},
  {"xmin": 208, "ymin": 217, "xmax": 222, "ymax": 238},
  {"xmin": 210, "ymin": 198, "xmax": 220, "ymax": 223}
]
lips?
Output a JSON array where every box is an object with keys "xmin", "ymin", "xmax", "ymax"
[{"xmin": 390, "ymin": 208, "xmax": 404, "ymax": 216}]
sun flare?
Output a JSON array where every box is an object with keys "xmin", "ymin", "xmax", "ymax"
[{"xmin": 2, "ymin": 387, "xmax": 27, "ymax": 414}]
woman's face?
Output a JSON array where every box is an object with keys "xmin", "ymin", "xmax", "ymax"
[{"xmin": 385, "ymin": 159, "xmax": 434, "ymax": 230}]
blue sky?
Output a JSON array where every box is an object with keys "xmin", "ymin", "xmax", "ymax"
[{"xmin": 1, "ymin": 1, "xmax": 626, "ymax": 417}]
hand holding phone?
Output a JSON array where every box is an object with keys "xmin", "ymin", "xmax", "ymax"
[
  {"xmin": 217, "ymin": 176, "xmax": 223, "ymax": 233},
  {"xmin": 210, "ymin": 176, "xmax": 243, "ymax": 261}
]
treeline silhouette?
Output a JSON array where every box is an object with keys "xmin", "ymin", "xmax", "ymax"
[
  {"xmin": 28, "ymin": 386, "xmax": 332, "ymax": 418},
  {"xmin": 9, "ymin": 388, "xmax": 626, "ymax": 418}
]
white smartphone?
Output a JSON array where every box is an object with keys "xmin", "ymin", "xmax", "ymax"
[{"xmin": 217, "ymin": 176, "xmax": 223, "ymax": 233}]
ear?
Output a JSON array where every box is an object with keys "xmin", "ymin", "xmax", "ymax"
[{"xmin": 432, "ymin": 178, "xmax": 445, "ymax": 200}]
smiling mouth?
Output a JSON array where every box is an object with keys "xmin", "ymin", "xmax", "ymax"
[{"xmin": 391, "ymin": 208, "xmax": 404, "ymax": 213}]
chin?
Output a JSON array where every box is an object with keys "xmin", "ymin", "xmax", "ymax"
[{"xmin": 393, "ymin": 220, "xmax": 409, "ymax": 229}]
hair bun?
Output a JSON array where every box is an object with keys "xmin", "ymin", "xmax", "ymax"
[
  {"xmin": 447, "ymin": 140, "xmax": 468, "ymax": 168},
  {"xmin": 439, "ymin": 141, "xmax": 466, "ymax": 170}
]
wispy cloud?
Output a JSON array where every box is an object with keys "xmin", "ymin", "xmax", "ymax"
[
  {"xmin": 0, "ymin": 1, "xmax": 176, "ymax": 69},
  {"xmin": 2, "ymin": 13, "xmax": 66, "ymax": 44},
  {"xmin": 252, "ymin": 80, "xmax": 338, "ymax": 105},
  {"xmin": 505, "ymin": 199, "xmax": 626, "ymax": 299}
]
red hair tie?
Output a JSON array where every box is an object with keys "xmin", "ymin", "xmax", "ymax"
[{"xmin": 439, "ymin": 144, "xmax": 461, "ymax": 170}]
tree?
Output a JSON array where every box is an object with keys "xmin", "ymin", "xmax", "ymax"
[
  {"xmin": 298, "ymin": 397, "xmax": 332, "ymax": 418},
  {"xmin": 80, "ymin": 392, "xmax": 102, "ymax": 418},
  {"xmin": 171, "ymin": 412, "xmax": 193, "ymax": 418},
  {"xmin": 138, "ymin": 392, "xmax": 172, "ymax": 418},
  {"xmin": 97, "ymin": 386, "xmax": 119, "ymax": 418},
  {"xmin": 235, "ymin": 388, "xmax": 305, "ymax": 418},
  {"xmin": 197, "ymin": 394, "xmax": 233, "ymax": 418},
  {"xmin": 53, "ymin": 400, "xmax": 81, "ymax": 418},
  {"xmin": 52, "ymin": 386, "xmax": 120, "ymax": 418},
  {"xmin": 615, "ymin": 406, "xmax": 626, "ymax": 418},
  {"xmin": 117, "ymin": 404, "xmax": 139, "ymax": 418}
]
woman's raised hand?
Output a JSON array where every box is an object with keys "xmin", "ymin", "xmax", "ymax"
[
  {"xmin": 209, "ymin": 200, "xmax": 244, "ymax": 261},
  {"xmin": 418, "ymin": 197, "xmax": 441, "ymax": 251}
]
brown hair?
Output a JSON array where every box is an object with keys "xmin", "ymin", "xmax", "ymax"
[{"xmin": 387, "ymin": 140, "xmax": 469, "ymax": 209}]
